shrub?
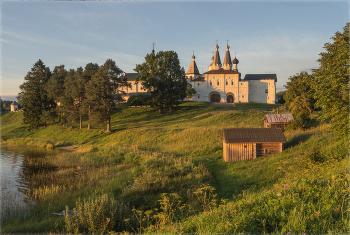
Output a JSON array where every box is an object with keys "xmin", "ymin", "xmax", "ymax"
[
  {"xmin": 127, "ymin": 94, "xmax": 151, "ymax": 106},
  {"xmin": 64, "ymin": 193, "xmax": 137, "ymax": 234}
]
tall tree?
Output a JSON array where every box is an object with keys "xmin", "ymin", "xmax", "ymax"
[
  {"xmin": 81, "ymin": 63, "xmax": 100, "ymax": 130},
  {"xmin": 17, "ymin": 60, "xmax": 51, "ymax": 130},
  {"xmin": 134, "ymin": 51, "xmax": 187, "ymax": 114},
  {"xmin": 61, "ymin": 69, "xmax": 80, "ymax": 128},
  {"xmin": 44, "ymin": 65, "xmax": 67, "ymax": 123},
  {"xmin": 312, "ymin": 23, "xmax": 349, "ymax": 136},
  {"xmin": 85, "ymin": 59, "xmax": 129, "ymax": 132}
]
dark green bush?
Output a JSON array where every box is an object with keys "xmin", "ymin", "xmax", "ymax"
[{"xmin": 127, "ymin": 94, "xmax": 151, "ymax": 106}]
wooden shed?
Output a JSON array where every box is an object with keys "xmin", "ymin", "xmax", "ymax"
[
  {"xmin": 222, "ymin": 128, "xmax": 286, "ymax": 162},
  {"xmin": 263, "ymin": 114, "xmax": 293, "ymax": 130}
]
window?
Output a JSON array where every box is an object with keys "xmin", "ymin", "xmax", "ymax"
[
  {"xmin": 198, "ymin": 95, "xmax": 200, "ymax": 98},
  {"xmin": 130, "ymin": 86, "xmax": 132, "ymax": 90},
  {"xmin": 241, "ymin": 83, "xmax": 243, "ymax": 85},
  {"xmin": 242, "ymin": 95, "xmax": 245, "ymax": 98},
  {"xmin": 197, "ymin": 83, "xmax": 199, "ymax": 86},
  {"xmin": 264, "ymin": 149, "xmax": 269, "ymax": 154},
  {"xmin": 226, "ymin": 80, "xmax": 228, "ymax": 85},
  {"xmin": 217, "ymin": 81, "xmax": 219, "ymax": 85},
  {"xmin": 265, "ymin": 89, "xmax": 268, "ymax": 93},
  {"xmin": 244, "ymin": 145, "xmax": 247, "ymax": 148},
  {"xmin": 210, "ymin": 81, "xmax": 212, "ymax": 85},
  {"xmin": 231, "ymin": 80, "xmax": 233, "ymax": 85}
]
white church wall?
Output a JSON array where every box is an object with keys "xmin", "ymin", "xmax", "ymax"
[{"xmin": 247, "ymin": 79, "xmax": 275, "ymax": 104}]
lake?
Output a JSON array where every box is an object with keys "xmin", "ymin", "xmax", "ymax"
[{"xmin": 0, "ymin": 145, "xmax": 62, "ymax": 220}]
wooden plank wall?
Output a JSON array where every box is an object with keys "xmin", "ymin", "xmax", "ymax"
[
  {"xmin": 223, "ymin": 143, "xmax": 256, "ymax": 162},
  {"xmin": 256, "ymin": 143, "xmax": 282, "ymax": 158}
]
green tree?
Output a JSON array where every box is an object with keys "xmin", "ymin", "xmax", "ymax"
[
  {"xmin": 312, "ymin": 23, "xmax": 349, "ymax": 136},
  {"xmin": 81, "ymin": 63, "xmax": 100, "ymax": 130},
  {"xmin": 44, "ymin": 65, "xmax": 67, "ymax": 123},
  {"xmin": 60, "ymin": 69, "xmax": 80, "ymax": 128},
  {"xmin": 134, "ymin": 51, "xmax": 187, "ymax": 114},
  {"xmin": 85, "ymin": 59, "xmax": 129, "ymax": 132},
  {"xmin": 17, "ymin": 59, "xmax": 52, "ymax": 130},
  {"xmin": 276, "ymin": 90, "xmax": 286, "ymax": 104},
  {"xmin": 186, "ymin": 84, "xmax": 197, "ymax": 99},
  {"xmin": 284, "ymin": 71, "xmax": 315, "ymax": 128}
]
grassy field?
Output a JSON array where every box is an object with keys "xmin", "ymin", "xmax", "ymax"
[{"xmin": 1, "ymin": 102, "xmax": 348, "ymax": 234}]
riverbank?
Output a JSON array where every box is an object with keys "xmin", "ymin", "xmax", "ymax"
[{"xmin": 1, "ymin": 102, "xmax": 348, "ymax": 234}]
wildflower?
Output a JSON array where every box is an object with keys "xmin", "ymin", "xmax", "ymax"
[
  {"xmin": 227, "ymin": 221, "xmax": 230, "ymax": 224},
  {"xmin": 302, "ymin": 233, "xmax": 305, "ymax": 235}
]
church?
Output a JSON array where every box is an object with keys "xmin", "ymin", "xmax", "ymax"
[
  {"xmin": 185, "ymin": 43, "xmax": 276, "ymax": 104},
  {"xmin": 122, "ymin": 43, "xmax": 276, "ymax": 104}
]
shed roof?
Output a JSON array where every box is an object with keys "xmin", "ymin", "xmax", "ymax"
[
  {"xmin": 244, "ymin": 74, "xmax": 277, "ymax": 82},
  {"xmin": 222, "ymin": 128, "xmax": 286, "ymax": 143},
  {"xmin": 263, "ymin": 114, "xmax": 294, "ymax": 123}
]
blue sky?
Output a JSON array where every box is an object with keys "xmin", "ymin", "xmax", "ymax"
[{"xmin": 1, "ymin": 0, "xmax": 349, "ymax": 100}]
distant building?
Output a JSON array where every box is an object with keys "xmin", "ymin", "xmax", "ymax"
[
  {"xmin": 10, "ymin": 101, "xmax": 18, "ymax": 112},
  {"xmin": 122, "ymin": 43, "xmax": 277, "ymax": 104},
  {"xmin": 222, "ymin": 128, "xmax": 285, "ymax": 162},
  {"xmin": 263, "ymin": 114, "xmax": 294, "ymax": 130},
  {"xmin": 186, "ymin": 43, "xmax": 276, "ymax": 104}
]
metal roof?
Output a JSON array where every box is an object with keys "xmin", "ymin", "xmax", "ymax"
[
  {"xmin": 223, "ymin": 46, "xmax": 232, "ymax": 65},
  {"xmin": 186, "ymin": 60, "xmax": 200, "ymax": 75},
  {"xmin": 203, "ymin": 69, "xmax": 240, "ymax": 75},
  {"xmin": 213, "ymin": 45, "xmax": 222, "ymax": 66},
  {"xmin": 123, "ymin": 73, "xmax": 140, "ymax": 81},
  {"xmin": 244, "ymin": 74, "xmax": 277, "ymax": 82},
  {"xmin": 222, "ymin": 128, "xmax": 286, "ymax": 143},
  {"xmin": 263, "ymin": 114, "xmax": 294, "ymax": 123}
]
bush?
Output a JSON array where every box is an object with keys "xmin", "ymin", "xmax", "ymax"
[
  {"xmin": 304, "ymin": 146, "xmax": 326, "ymax": 163},
  {"xmin": 127, "ymin": 94, "xmax": 151, "ymax": 106},
  {"xmin": 64, "ymin": 193, "xmax": 137, "ymax": 234}
]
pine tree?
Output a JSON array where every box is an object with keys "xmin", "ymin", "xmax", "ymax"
[
  {"xmin": 85, "ymin": 59, "xmax": 129, "ymax": 132},
  {"xmin": 61, "ymin": 69, "xmax": 80, "ymax": 128},
  {"xmin": 44, "ymin": 65, "xmax": 67, "ymax": 124},
  {"xmin": 81, "ymin": 63, "xmax": 100, "ymax": 130},
  {"xmin": 17, "ymin": 59, "xmax": 51, "ymax": 130}
]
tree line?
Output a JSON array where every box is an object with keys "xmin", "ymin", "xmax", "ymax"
[
  {"xmin": 17, "ymin": 59, "xmax": 129, "ymax": 132},
  {"xmin": 18, "ymin": 50, "xmax": 193, "ymax": 131},
  {"xmin": 281, "ymin": 23, "xmax": 349, "ymax": 136}
]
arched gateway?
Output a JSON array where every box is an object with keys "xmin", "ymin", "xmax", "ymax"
[
  {"xmin": 226, "ymin": 94, "xmax": 234, "ymax": 103},
  {"xmin": 210, "ymin": 92, "xmax": 221, "ymax": 103}
]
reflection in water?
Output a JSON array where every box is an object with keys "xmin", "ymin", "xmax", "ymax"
[{"xmin": 0, "ymin": 145, "xmax": 62, "ymax": 221}]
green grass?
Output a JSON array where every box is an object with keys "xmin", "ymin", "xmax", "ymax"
[{"xmin": 1, "ymin": 102, "xmax": 348, "ymax": 234}]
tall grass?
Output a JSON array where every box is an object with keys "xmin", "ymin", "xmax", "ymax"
[{"xmin": 1, "ymin": 103, "xmax": 347, "ymax": 234}]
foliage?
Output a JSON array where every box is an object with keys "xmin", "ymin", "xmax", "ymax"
[
  {"xmin": 134, "ymin": 51, "xmax": 187, "ymax": 114},
  {"xmin": 186, "ymin": 84, "xmax": 197, "ymax": 99},
  {"xmin": 312, "ymin": 23, "xmax": 350, "ymax": 136},
  {"xmin": 17, "ymin": 59, "xmax": 53, "ymax": 130},
  {"xmin": 284, "ymin": 72, "xmax": 315, "ymax": 129},
  {"xmin": 126, "ymin": 93, "xmax": 151, "ymax": 106},
  {"xmin": 276, "ymin": 90, "xmax": 286, "ymax": 104},
  {"xmin": 64, "ymin": 193, "xmax": 136, "ymax": 234},
  {"xmin": 85, "ymin": 59, "xmax": 130, "ymax": 132}
]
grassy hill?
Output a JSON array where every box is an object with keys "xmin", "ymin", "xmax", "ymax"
[{"xmin": 1, "ymin": 102, "xmax": 348, "ymax": 234}]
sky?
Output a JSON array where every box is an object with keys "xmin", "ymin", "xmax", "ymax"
[{"xmin": 1, "ymin": 0, "xmax": 349, "ymax": 100}]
